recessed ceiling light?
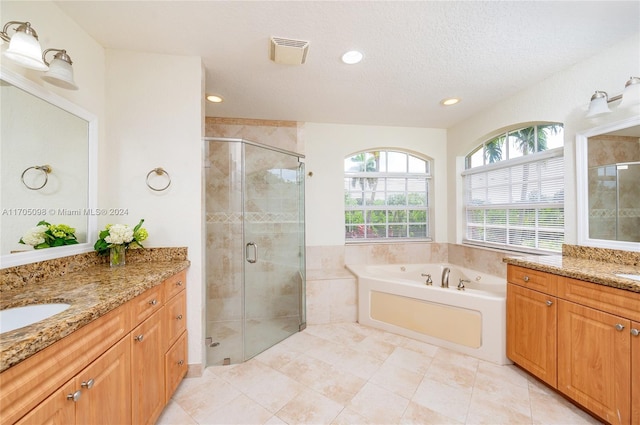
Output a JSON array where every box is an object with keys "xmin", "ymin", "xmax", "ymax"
[
  {"xmin": 341, "ymin": 50, "xmax": 363, "ymax": 65},
  {"xmin": 440, "ymin": 97, "xmax": 461, "ymax": 106},
  {"xmin": 206, "ymin": 94, "xmax": 224, "ymax": 103}
]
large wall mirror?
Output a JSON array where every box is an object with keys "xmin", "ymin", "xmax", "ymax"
[
  {"xmin": 576, "ymin": 115, "xmax": 640, "ymax": 251},
  {"xmin": 0, "ymin": 67, "xmax": 97, "ymax": 268}
]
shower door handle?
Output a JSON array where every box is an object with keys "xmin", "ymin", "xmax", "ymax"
[{"xmin": 246, "ymin": 242, "xmax": 258, "ymax": 263}]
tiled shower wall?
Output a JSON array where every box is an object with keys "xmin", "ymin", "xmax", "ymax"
[{"xmin": 587, "ymin": 134, "xmax": 640, "ymax": 241}]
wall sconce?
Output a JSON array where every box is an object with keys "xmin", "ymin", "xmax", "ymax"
[
  {"xmin": 0, "ymin": 21, "xmax": 48, "ymax": 71},
  {"xmin": 587, "ymin": 76, "xmax": 640, "ymax": 118},
  {"xmin": 42, "ymin": 49, "xmax": 78, "ymax": 90}
]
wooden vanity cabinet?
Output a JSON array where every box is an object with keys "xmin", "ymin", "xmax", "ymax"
[
  {"xmin": 507, "ymin": 264, "xmax": 640, "ymax": 425},
  {"xmin": 0, "ymin": 269, "xmax": 188, "ymax": 425}
]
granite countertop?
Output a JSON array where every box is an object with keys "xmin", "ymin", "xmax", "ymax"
[
  {"xmin": 503, "ymin": 255, "xmax": 640, "ymax": 293},
  {"xmin": 0, "ymin": 260, "xmax": 189, "ymax": 373}
]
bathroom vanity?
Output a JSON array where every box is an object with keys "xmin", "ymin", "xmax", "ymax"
[
  {"xmin": 0, "ymin": 253, "xmax": 189, "ymax": 425},
  {"xmin": 504, "ymin": 252, "xmax": 640, "ymax": 425}
]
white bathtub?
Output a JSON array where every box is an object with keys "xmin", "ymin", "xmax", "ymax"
[{"xmin": 347, "ymin": 263, "xmax": 510, "ymax": 365}]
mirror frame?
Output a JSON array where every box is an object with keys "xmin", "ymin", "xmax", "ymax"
[
  {"xmin": 576, "ymin": 114, "xmax": 640, "ymax": 252},
  {"xmin": 0, "ymin": 67, "xmax": 98, "ymax": 268}
]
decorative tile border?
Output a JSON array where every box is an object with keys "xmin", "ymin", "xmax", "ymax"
[
  {"xmin": 207, "ymin": 212, "xmax": 299, "ymax": 224},
  {"xmin": 590, "ymin": 208, "xmax": 640, "ymax": 218}
]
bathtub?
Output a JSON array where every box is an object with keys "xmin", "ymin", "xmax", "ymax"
[{"xmin": 347, "ymin": 263, "xmax": 510, "ymax": 365}]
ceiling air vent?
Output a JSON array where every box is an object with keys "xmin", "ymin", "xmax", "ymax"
[{"xmin": 269, "ymin": 36, "xmax": 309, "ymax": 65}]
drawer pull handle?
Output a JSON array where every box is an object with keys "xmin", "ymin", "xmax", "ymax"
[
  {"xmin": 523, "ymin": 276, "xmax": 530, "ymax": 282},
  {"xmin": 631, "ymin": 329, "xmax": 639, "ymax": 336},
  {"xmin": 614, "ymin": 324, "xmax": 625, "ymax": 331},
  {"xmin": 176, "ymin": 314, "xmax": 183, "ymax": 320},
  {"xmin": 134, "ymin": 334, "xmax": 144, "ymax": 342},
  {"xmin": 545, "ymin": 300, "xmax": 553, "ymax": 306},
  {"xmin": 81, "ymin": 379, "xmax": 95, "ymax": 389},
  {"xmin": 178, "ymin": 360, "xmax": 184, "ymax": 366},
  {"xmin": 149, "ymin": 299, "xmax": 158, "ymax": 306},
  {"xmin": 176, "ymin": 280, "xmax": 183, "ymax": 287},
  {"xmin": 67, "ymin": 390, "xmax": 82, "ymax": 402}
]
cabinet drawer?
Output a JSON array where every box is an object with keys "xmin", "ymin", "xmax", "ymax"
[
  {"xmin": 558, "ymin": 277, "xmax": 640, "ymax": 322},
  {"xmin": 165, "ymin": 332, "xmax": 188, "ymax": 403},
  {"xmin": 164, "ymin": 270, "xmax": 186, "ymax": 301},
  {"xmin": 507, "ymin": 265, "xmax": 557, "ymax": 295},
  {"xmin": 130, "ymin": 285, "xmax": 164, "ymax": 326},
  {"xmin": 164, "ymin": 290, "xmax": 187, "ymax": 350}
]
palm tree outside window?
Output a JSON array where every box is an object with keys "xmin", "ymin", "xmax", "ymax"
[
  {"xmin": 344, "ymin": 150, "xmax": 432, "ymax": 241},
  {"xmin": 463, "ymin": 123, "xmax": 565, "ymax": 253}
]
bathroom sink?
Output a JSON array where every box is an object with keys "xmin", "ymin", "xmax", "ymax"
[
  {"xmin": 616, "ymin": 274, "xmax": 640, "ymax": 282},
  {"xmin": 0, "ymin": 303, "xmax": 71, "ymax": 334}
]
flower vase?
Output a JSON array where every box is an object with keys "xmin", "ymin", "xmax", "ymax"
[{"xmin": 110, "ymin": 245, "xmax": 126, "ymax": 267}]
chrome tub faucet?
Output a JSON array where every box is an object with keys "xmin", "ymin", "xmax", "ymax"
[{"xmin": 441, "ymin": 267, "xmax": 450, "ymax": 288}]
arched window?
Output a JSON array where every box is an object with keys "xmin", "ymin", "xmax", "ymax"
[
  {"xmin": 344, "ymin": 150, "xmax": 431, "ymax": 241},
  {"xmin": 462, "ymin": 123, "xmax": 565, "ymax": 253}
]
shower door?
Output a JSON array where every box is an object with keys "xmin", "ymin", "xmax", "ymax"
[{"xmin": 242, "ymin": 143, "xmax": 305, "ymax": 360}]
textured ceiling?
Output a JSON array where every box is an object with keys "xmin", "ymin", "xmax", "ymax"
[{"xmin": 55, "ymin": 1, "xmax": 640, "ymax": 128}]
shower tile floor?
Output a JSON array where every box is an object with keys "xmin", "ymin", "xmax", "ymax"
[{"xmin": 158, "ymin": 322, "xmax": 602, "ymax": 425}]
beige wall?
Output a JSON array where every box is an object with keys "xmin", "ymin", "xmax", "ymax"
[
  {"xmin": 303, "ymin": 123, "xmax": 448, "ymax": 246},
  {"xmin": 104, "ymin": 50, "xmax": 204, "ymax": 365}
]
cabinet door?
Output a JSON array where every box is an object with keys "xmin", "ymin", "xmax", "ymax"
[
  {"xmin": 165, "ymin": 289, "xmax": 187, "ymax": 350},
  {"xmin": 131, "ymin": 309, "xmax": 165, "ymax": 425},
  {"xmin": 558, "ymin": 300, "xmax": 630, "ymax": 425},
  {"xmin": 507, "ymin": 283, "xmax": 557, "ymax": 387},
  {"xmin": 632, "ymin": 321, "xmax": 640, "ymax": 425},
  {"xmin": 76, "ymin": 337, "xmax": 131, "ymax": 425},
  {"xmin": 15, "ymin": 380, "xmax": 76, "ymax": 425}
]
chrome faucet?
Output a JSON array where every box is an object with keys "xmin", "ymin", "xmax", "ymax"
[
  {"xmin": 441, "ymin": 267, "xmax": 450, "ymax": 288},
  {"xmin": 458, "ymin": 278, "xmax": 470, "ymax": 290},
  {"xmin": 421, "ymin": 273, "xmax": 433, "ymax": 285}
]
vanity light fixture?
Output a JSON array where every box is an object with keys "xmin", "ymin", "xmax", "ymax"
[
  {"xmin": 42, "ymin": 49, "xmax": 78, "ymax": 90},
  {"xmin": 440, "ymin": 97, "xmax": 461, "ymax": 106},
  {"xmin": 0, "ymin": 21, "xmax": 48, "ymax": 71},
  {"xmin": 587, "ymin": 76, "xmax": 640, "ymax": 118},
  {"xmin": 341, "ymin": 50, "xmax": 363, "ymax": 65},
  {"xmin": 206, "ymin": 94, "xmax": 224, "ymax": 103}
]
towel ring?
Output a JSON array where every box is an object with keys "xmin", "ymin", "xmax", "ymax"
[
  {"xmin": 21, "ymin": 165, "xmax": 52, "ymax": 190},
  {"xmin": 146, "ymin": 167, "xmax": 171, "ymax": 191}
]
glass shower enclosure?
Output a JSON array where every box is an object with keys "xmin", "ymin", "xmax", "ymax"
[{"xmin": 204, "ymin": 138, "xmax": 306, "ymax": 365}]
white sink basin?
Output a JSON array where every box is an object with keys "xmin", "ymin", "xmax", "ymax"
[
  {"xmin": 616, "ymin": 274, "xmax": 640, "ymax": 282},
  {"xmin": 0, "ymin": 303, "xmax": 71, "ymax": 334}
]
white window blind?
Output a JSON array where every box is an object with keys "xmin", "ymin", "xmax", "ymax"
[{"xmin": 462, "ymin": 148, "xmax": 564, "ymax": 253}]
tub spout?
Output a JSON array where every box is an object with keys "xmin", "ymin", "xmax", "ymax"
[{"xmin": 441, "ymin": 267, "xmax": 450, "ymax": 288}]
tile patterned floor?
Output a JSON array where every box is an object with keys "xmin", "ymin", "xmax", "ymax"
[{"xmin": 157, "ymin": 323, "xmax": 603, "ymax": 425}]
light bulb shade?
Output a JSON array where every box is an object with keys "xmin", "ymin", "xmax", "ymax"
[
  {"xmin": 42, "ymin": 56, "xmax": 78, "ymax": 90},
  {"xmin": 586, "ymin": 91, "xmax": 611, "ymax": 118},
  {"xmin": 3, "ymin": 29, "xmax": 48, "ymax": 71},
  {"xmin": 618, "ymin": 76, "xmax": 640, "ymax": 109}
]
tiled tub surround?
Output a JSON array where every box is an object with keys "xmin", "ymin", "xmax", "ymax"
[
  {"xmin": 305, "ymin": 243, "xmax": 510, "ymax": 325},
  {"xmin": 0, "ymin": 248, "xmax": 189, "ymax": 372}
]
